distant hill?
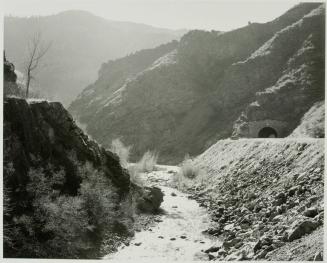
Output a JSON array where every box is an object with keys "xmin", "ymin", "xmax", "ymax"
[
  {"xmin": 70, "ymin": 3, "xmax": 324, "ymax": 164},
  {"xmin": 4, "ymin": 10, "xmax": 187, "ymax": 105}
]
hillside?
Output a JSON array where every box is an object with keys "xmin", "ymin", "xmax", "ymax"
[
  {"xmin": 190, "ymin": 138, "xmax": 324, "ymax": 260},
  {"xmin": 69, "ymin": 40, "xmax": 179, "ymax": 123},
  {"xmin": 4, "ymin": 10, "xmax": 186, "ymax": 105},
  {"xmin": 289, "ymin": 101, "xmax": 324, "ymax": 138},
  {"xmin": 3, "ymin": 96, "xmax": 133, "ymax": 258},
  {"xmin": 3, "ymin": 59, "xmax": 166, "ymax": 258},
  {"xmin": 70, "ymin": 3, "xmax": 324, "ymax": 164},
  {"xmin": 231, "ymin": 6, "xmax": 325, "ymax": 138}
]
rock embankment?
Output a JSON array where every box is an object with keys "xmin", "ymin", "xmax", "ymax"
[{"xmin": 189, "ymin": 138, "xmax": 323, "ymax": 260}]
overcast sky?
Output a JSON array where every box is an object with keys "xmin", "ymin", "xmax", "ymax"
[{"xmin": 4, "ymin": 0, "xmax": 304, "ymax": 31}]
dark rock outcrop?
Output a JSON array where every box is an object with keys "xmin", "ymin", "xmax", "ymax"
[
  {"xmin": 288, "ymin": 220, "xmax": 319, "ymax": 241},
  {"xmin": 3, "ymin": 96, "xmax": 132, "ymax": 258},
  {"xmin": 3, "ymin": 54, "xmax": 23, "ymax": 97},
  {"xmin": 4, "ymin": 97, "xmax": 130, "ymax": 195},
  {"xmin": 4, "ymin": 52, "xmax": 17, "ymax": 82}
]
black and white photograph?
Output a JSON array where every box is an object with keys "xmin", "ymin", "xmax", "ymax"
[{"xmin": 1, "ymin": 0, "xmax": 325, "ymax": 261}]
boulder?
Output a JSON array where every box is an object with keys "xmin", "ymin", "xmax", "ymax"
[
  {"xmin": 136, "ymin": 186, "xmax": 164, "ymax": 213},
  {"xmin": 272, "ymin": 215, "xmax": 284, "ymax": 222},
  {"xmin": 274, "ymin": 193, "xmax": 287, "ymax": 206},
  {"xmin": 208, "ymin": 253, "xmax": 216, "ymax": 260},
  {"xmin": 288, "ymin": 220, "xmax": 319, "ymax": 241},
  {"xmin": 193, "ymin": 252, "xmax": 210, "ymax": 261},
  {"xmin": 304, "ymin": 207, "xmax": 319, "ymax": 218},
  {"xmin": 205, "ymin": 246, "xmax": 221, "ymax": 253},
  {"xmin": 205, "ymin": 227, "xmax": 222, "ymax": 236},
  {"xmin": 313, "ymin": 251, "xmax": 323, "ymax": 261},
  {"xmin": 223, "ymin": 238, "xmax": 242, "ymax": 249},
  {"xmin": 288, "ymin": 186, "xmax": 299, "ymax": 197}
]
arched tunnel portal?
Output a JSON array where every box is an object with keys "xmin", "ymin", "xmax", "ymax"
[{"xmin": 258, "ymin": 127, "xmax": 278, "ymax": 138}]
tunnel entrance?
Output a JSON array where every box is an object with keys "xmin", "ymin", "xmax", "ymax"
[{"xmin": 258, "ymin": 127, "xmax": 278, "ymax": 138}]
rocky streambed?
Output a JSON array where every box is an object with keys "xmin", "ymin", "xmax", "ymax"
[
  {"xmin": 105, "ymin": 137, "xmax": 324, "ymax": 262},
  {"xmin": 104, "ymin": 166, "xmax": 219, "ymax": 261}
]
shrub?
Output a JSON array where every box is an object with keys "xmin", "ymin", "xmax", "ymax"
[
  {"xmin": 78, "ymin": 162, "xmax": 118, "ymax": 231},
  {"xmin": 25, "ymin": 167, "xmax": 91, "ymax": 258},
  {"xmin": 110, "ymin": 139, "xmax": 131, "ymax": 168},
  {"xmin": 4, "ymin": 161, "xmax": 124, "ymax": 259},
  {"xmin": 3, "ymin": 161, "xmax": 15, "ymax": 247},
  {"xmin": 40, "ymin": 195, "xmax": 90, "ymax": 258},
  {"xmin": 126, "ymin": 150, "xmax": 158, "ymax": 186},
  {"xmin": 172, "ymin": 155, "xmax": 204, "ymax": 190},
  {"xmin": 180, "ymin": 156, "xmax": 200, "ymax": 179},
  {"xmin": 135, "ymin": 150, "xmax": 158, "ymax": 173}
]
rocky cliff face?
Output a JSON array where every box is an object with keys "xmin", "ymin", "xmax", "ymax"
[
  {"xmin": 70, "ymin": 3, "xmax": 324, "ymax": 164},
  {"xmin": 4, "ymin": 98, "xmax": 130, "ymax": 193},
  {"xmin": 3, "ymin": 96, "xmax": 134, "ymax": 258},
  {"xmin": 3, "ymin": 55, "xmax": 24, "ymax": 97}
]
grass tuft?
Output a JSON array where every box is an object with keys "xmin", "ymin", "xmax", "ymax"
[
  {"xmin": 110, "ymin": 138, "xmax": 131, "ymax": 168},
  {"xmin": 135, "ymin": 150, "xmax": 159, "ymax": 173},
  {"xmin": 180, "ymin": 156, "xmax": 200, "ymax": 179},
  {"xmin": 172, "ymin": 155, "xmax": 205, "ymax": 190}
]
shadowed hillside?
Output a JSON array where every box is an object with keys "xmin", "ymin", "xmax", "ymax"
[
  {"xmin": 69, "ymin": 40, "xmax": 179, "ymax": 122},
  {"xmin": 70, "ymin": 3, "xmax": 324, "ymax": 164}
]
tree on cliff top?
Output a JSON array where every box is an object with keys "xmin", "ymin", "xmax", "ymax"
[{"xmin": 24, "ymin": 32, "xmax": 51, "ymax": 98}]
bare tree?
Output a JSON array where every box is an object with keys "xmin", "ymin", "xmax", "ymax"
[{"xmin": 24, "ymin": 32, "xmax": 52, "ymax": 98}]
